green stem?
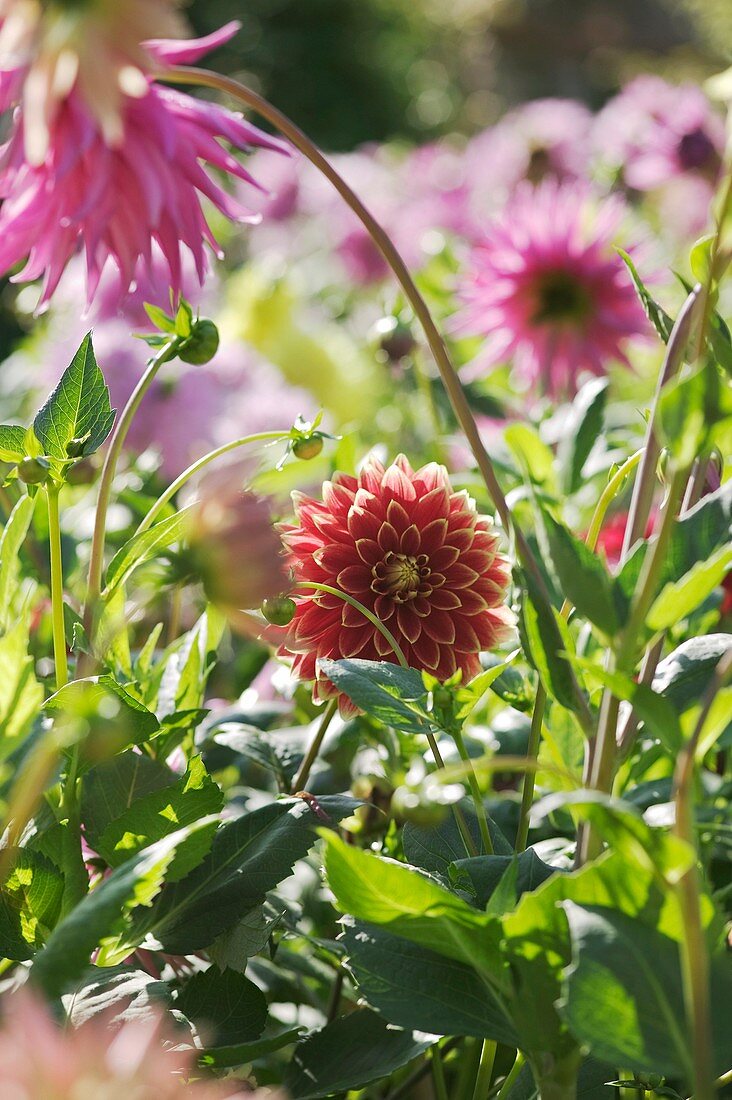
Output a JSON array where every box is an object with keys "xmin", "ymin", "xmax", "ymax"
[
  {"xmin": 291, "ymin": 699, "xmax": 338, "ymax": 792},
  {"xmin": 294, "ymin": 581, "xmax": 409, "ymax": 668},
  {"xmin": 495, "ymin": 1051, "xmax": 525, "ymax": 1100},
  {"xmin": 452, "ymin": 724, "xmax": 493, "ymax": 855},
  {"xmin": 431, "ymin": 1045, "xmax": 450, "ymax": 1100},
  {"xmin": 82, "ymin": 338, "xmax": 179, "ymax": 650},
  {"xmin": 135, "ymin": 429, "xmax": 290, "ymax": 535},
  {"xmin": 46, "ymin": 484, "xmax": 67, "ymax": 690},
  {"xmin": 515, "ymin": 683, "xmax": 546, "ymax": 853},
  {"xmin": 472, "ymin": 1040, "xmax": 497, "ymax": 1100},
  {"xmin": 673, "ymin": 650, "xmax": 732, "ymax": 1100}
]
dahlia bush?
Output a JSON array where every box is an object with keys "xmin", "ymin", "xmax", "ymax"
[{"xmin": 0, "ymin": 5, "xmax": 730, "ymax": 1100}]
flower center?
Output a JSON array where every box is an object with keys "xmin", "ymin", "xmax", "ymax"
[
  {"xmin": 677, "ymin": 127, "xmax": 718, "ymax": 173},
  {"xmin": 531, "ymin": 269, "xmax": 592, "ymax": 325},
  {"xmin": 371, "ymin": 552, "xmax": 431, "ymax": 603}
]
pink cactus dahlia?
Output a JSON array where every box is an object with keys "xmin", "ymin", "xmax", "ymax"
[
  {"xmin": 0, "ymin": 18, "xmax": 283, "ymax": 305},
  {"xmin": 454, "ymin": 180, "xmax": 650, "ymax": 396},
  {"xmin": 279, "ymin": 454, "xmax": 513, "ymax": 712}
]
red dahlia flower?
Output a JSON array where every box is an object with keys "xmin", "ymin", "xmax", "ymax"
[{"xmin": 279, "ymin": 454, "xmax": 513, "ymax": 711}]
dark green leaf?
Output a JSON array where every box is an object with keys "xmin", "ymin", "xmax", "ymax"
[
  {"xmin": 198, "ymin": 1029, "xmax": 301, "ymax": 1069},
  {"xmin": 177, "ymin": 965, "xmax": 267, "ymax": 1046},
  {"xmin": 569, "ymin": 656, "xmax": 682, "ymax": 751},
  {"xmin": 319, "ymin": 659, "xmax": 431, "ymax": 733},
  {"xmin": 451, "ymin": 850, "xmax": 558, "ymax": 910},
  {"xmin": 558, "ymin": 378, "xmax": 609, "ymax": 494},
  {"xmin": 285, "ymin": 1008, "xmax": 434, "ymax": 1099},
  {"xmin": 403, "ymin": 801, "xmax": 513, "ymax": 877},
  {"xmin": 651, "ymin": 634, "xmax": 732, "ymax": 717},
  {"xmin": 63, "ymin": 965, "xmax": 171, "ymax": 1026},
  {"xmin": 543, "ymin": 513, "xmax": 622, "ymax": 636},
  {"xmin": 82, "ymin": 750, "xmax": 175, "ymax": 847},
  {"xmin": 342, "ymin": 919, "xmax": 518, "ymax": 1042},
  {"xmin": 519, "ymin": 572, "xmax": 587, "ymax": 715},
  {"xmin": 139, "ymin": 795, "xmax": 359, "ymax": 954},
  {"xmin": 33, "ymin": 334, "xmax": 115, "ymax": 461}
]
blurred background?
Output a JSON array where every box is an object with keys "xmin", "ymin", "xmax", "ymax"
[{"xmin": 188, "ymin": 0, "xmax": 732, "ymax": 150}]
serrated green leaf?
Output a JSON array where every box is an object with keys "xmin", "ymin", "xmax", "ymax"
[
  {"xmin": 617, "ymin": 250, "xmax": 674, "ymax": 344},
  {"xmin": 82, "ymin": 750, "xmax": 175, "ymax": 846},
  {"xmin": 0, "ymin": 848, "xmax": 64, "ymax": 960},
  {"xmin": 177, "ymin": 965, "xmax": 267, "ymax": 1047},
  {"xmin": 0, "ymin": 424, "xmax": 26, "ymax": 463},
  {"xmin": 33, "ymin": 334, "xmax": 115, "ymax": 462}
]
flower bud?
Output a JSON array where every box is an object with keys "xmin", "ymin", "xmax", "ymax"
[
  {"xmin": 374, "ymin": 316, "xmax": 415, "ymax": 362},
  {"xmin": 64, "ymin": 457, "xmax": 98, "ymax": 486},
  {"xmin": 17, "ymin": 456, "xmax": 51, "ymax": 485},
  {"xmin": 391, "ymin": 785, "xmax": 449, "ymax": 828},
  {"xmin": 292, "ymin": 435, "xmax": 324, "ymax": 461},
  {"xmin": 66, "ymin": 436, "xmax": 89, "ymax": 459},
  {"xmin": 261, "ymin": 595, "xmax": 297, "ymax": 626},
  {"xmin": 178, "ymin": 318, "xmax": 220, "ymax": 365}
]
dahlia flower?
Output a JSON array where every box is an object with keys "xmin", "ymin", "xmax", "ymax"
[
  {"xmin": 279, "ymin": 454, "xmax": 513, "ymax": 712},
  {"xmin": 0, "ymin": 989, "xmax": 261, "ymax": 1097},
  {"xmin": 454, "ymin": 180, "xmax": 650, "ymax": 396},
  {"xmin": 0, "ymin": 18, "xmax": 284, "ymax": 305}
]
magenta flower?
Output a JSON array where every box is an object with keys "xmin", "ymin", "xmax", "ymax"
[
  {"xmin": 453, "ymin": 180, "xmax": 650, "ymax": 396},
  {"xmin": 594, "ymin": 76, "xmax": 724, "ymax": 191},
  {"xmin": 0, "ymin": 20, "xmax": 284, "ymax": 306}
]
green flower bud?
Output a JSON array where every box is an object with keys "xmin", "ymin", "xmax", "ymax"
[
  {"xmin": 292, "ymin": 435, "xmax": 324, "ymax": 461},
  {"xmin": 17, "ymin": 456, "xmax": 51, "ymax": 485},
  {"xmin": 261, "ymin": 595, "xmax": 297, "ymax": 626},
  {"xmin": 178, "ymin": 318, "xmax": 220, "ymax": 365},
  {"xmin": 66, "ymin": 436, "xmax": 89, "ymax": 459}
]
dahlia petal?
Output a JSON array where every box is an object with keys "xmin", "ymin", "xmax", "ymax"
[
  {"xmin": 413, "ymin": 487, "xmax": 450, "ymax": 527},
  {"xmin": 377, "ymin": 522, "xmax": 400, "ymax": 553},
  {"xmin": 399, "ymin": 525, "xmax": 421, "ymax": 556},
  {"xmin": 446, "ymin": 563, "xmax": 480, "ymax": 588},
  {"xmin": 429, "ymin": 589, "xmax": 462, "ymax": 611},
  {"xmin": 419, "ymin": 518, "xmax": 449, "ymax": 555},
  {"xmin": 421, "ymin": 610, "xmax": 456, "ymax": 645},
  {"xmin": 381, "ymin": 462, "xmax": 417, "ymax": 503},
  {"xmin": 336, "ymin": 565, "xmax": 372, "ymax": 593},
  {"xmin": 453, "ymin": 618, "xmax": 481, "ymax": 652},
  {"xmin": 145, "ymin": 21, "xmax": 242, "ymax": 65},
  {"xmin": 413, "ymin": 633, "xmax": 440, "ymax": 670},
  {"xmin": 428, "ymin": 545, "xmax": 460, "ymax": 572},
  {"xmin": 396, "ymin": 604, "xmax": 422, "ymax": 645},
  {"xmin": 355, "ymin": 538, "xmax": 381, "ymax": 565}
]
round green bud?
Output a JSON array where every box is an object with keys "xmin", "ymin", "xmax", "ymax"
[
  {"xmin": 292, "ymin": 435, "xmax": 324, "ymax": 461},
  {"xmin": 261, "ymin": 595, "xmax": 297, "ymax": 626},
  {"xmin": 179, "ymin": 318, "xmax": 220, "ymax": 365},
  {"xmin": 17, "ymin": 456, "xmax": 51, "ymax": 486},
  {"xmin": 65, "ymin": 436, "xmax": 88, "ymax": 459}
]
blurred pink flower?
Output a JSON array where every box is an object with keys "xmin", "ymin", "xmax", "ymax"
[
  {"xmin": 593, "ymin": 76, "xmax": 724, "ymax": 237},
  {"xmin": 0, "ymin": 21, "xmax": 284, "ymax": 306},
  {"xmin": 453, "ymin": 180, "xmax": 650, "ymax": 396},
  {"xmin": 0, "ymin": 989, "xmax": 260, "ymax": 1097}
]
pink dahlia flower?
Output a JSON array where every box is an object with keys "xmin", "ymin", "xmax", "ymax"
[
  {"xmin": 0, "ymin": 989, "xmax": 263, "ymax": 1097},
  {"xmin": 279, "ymin": 454, "xmax": 513, "ymax": 713},
  {"xmin": 593, "ymin": 76, "xmax": 724, "ymax": 192},
  {"xmin": 453, "ymin": 180, "xmax": 650, "ymax": 396},
  {"xmin": 0, "ymin": 20, "xmax": 284, "ymax": 305}
]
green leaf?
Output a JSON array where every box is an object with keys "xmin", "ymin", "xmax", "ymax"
[
  {"xmin": 504, "ymin": 423, "xmax": 556, "ymax": 487},
  {"xmin": 82, "ymin": 750, "xmax": 176, "ymax": 847},
  {"xmin": 558, "ymin": 378, "xmax": 609, "ymax": 494},
  {"xmin": 285, "ymin": 1008, "xmax": 434, "ymax": 1100},
  {"xmin": 44, "ymin": 676, "xmax": 159, "ymax": 763},
  {"xmin": 0, "ymin": 849, "xmax": 64, "ymax": 960},
  {"xmin": 543, "ymin": 512, "xmax": 623, "ymax": 637},
  {"xmin": 342, "ymin": 919, "xmax": 518, "ymax": 1042},
  {"xmin": 568, "ymin": 656, "xmax": 682, "ymax": 751},
  {"xmin": 322, "ymin": 833, "xmax": 508, "ymax": 991},
  {"xmin": 562, "ymin": 904, "xmax": 699, "ymax": 1079},
  {"xmin": 0, "ymin": 621, "xmax": 44, "ymax": 760},
  {"xmin": 33, "ymin": 334, "xmax": 115, "ymax": 462},
  {"xmin": 63, "ymin": 965, "xmax": 171, "ymax": 1026},
  {"xmin": 617, "ymin": 249, "xmax": 674, "ymax": 344},
  {"xmin": 138, "ymin": 795, "xmax": 360, "ymax": 954},
  {"xmin": 143, "ymin": 303, "xmax": 176, "ymax": 333},
  {"xmin": 177, "ymin": 965, "xmax": 267, "ymax": 1046},
  {"xmin": 652, "ymin": 634, "xmax": 732, "ymax": 716},
  {"xmin": 657, "ymin": 364, "xmax": 711, "ymax": 468},
  {"xmin": 403, "ymin": 802, "xmax": 513, "ymax": 876},
  {"xmin": 451, "ymin": 850, "xmax": 557, "ymax": 911},
  {"xmin": 103, "ymin": 507, "xmax": 192, "ymax": 595},
  {"xmin": 453, "ymin": 651, "xmax": 520, "ymax": 722},
  {"xmin": 662, "ymin": 481, "xmax": 731, "ymax": 585},
  {"xmin": 95, "ymin": 755, "xmax": 223, "ymax": 880},
  {"xmin": 646, "ymin": 544, "xmax": 732, "ymax": 631},
  {"xmin": 0, "ymin": 424, "xmax": 26, "ymax": 463},
  {"xmin": 0, "ymin": 496, "xmax": 35, "ymax": 632},
  {"xmin": 519, "ymin": 572, "xmax": 587, "ymax": 716},
  {"xmin": 198, "ymin": 1029, "xmax": 301, "ymax": 1069},
  {"xmin": 208, "ymin": 905, "xmax": 282, "ymax": 973},
  {"xmin": 31, "ymin": 820, "xmax": 214, "ymax": 996},
  {"xmin": 319, "ymin": 659, "xmax": 432, "ymax": 733}
]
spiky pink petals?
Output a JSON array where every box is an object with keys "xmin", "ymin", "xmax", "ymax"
[
  {"xmin": 279, "ymin": 454, "xmax": 512, "ymax": 713},
  {"xmin": 0, "ymin": 17, "xmax": 284, "ymax": 306},
  {"xmin": 453, "ymin": 180, "xmax": 650, "ymax": 397}
]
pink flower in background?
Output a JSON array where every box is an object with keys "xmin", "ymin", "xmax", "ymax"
[
  {"xmin": 594, "ymin": 77, "xmax": 724, "ymax": 190},
  {"xmin": 0, "ymin": 990, "xmax": 260, "ymax": 1098},
  {"xmin": 279, "ymin": 454, "xmax": 513, "ymax": 714},
  {"xmin": 454, "ymin": 180, "xmax": 650, "ymax": 396},
  {"xmin": 0, "ymin": 20, "xmax": 284, "ymax": 306}
]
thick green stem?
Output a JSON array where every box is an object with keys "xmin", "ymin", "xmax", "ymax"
[
  {"xmin": 135, "ymin": 429, "xmax": 290, "ymax": 535},
  {"xmin": 291, "ymin": 700, "xmax": 338, "ymax": 793},
  {"xmin": 46, "ymin": 485, "xmax": 67, "ymax": 690},
  {"xmin": 452, "ymin": 725, "xmax": 493, "ymax": 855},
  {"xmin": 673, "ymin": 650, "xmax": 732, "ymax": 1100},
  {"xmin": 472, "ymin": 1040, "xmax": 497, "ymax": 1100},
  {"xmin": 83, "ymin": 339, "xmax": 179, "ymax": 647}
]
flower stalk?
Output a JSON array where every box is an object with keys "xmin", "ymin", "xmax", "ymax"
[{"xmin": 46, "ymin": 483, "xmax": 68, "ymax": 691}]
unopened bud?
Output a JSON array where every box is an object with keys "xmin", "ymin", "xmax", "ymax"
[
  {"xmin": 375, "ymin": 317, "xmax": 415, "ymax": 362},
  {"xmin": 292, "ymin": 435, "xmax": 324, "ymax": 461},
  {"xmin": 179, "ymin": 318, "xmax": 220, "ymax": 365},
  {"xmin": 261, "ymin": 595, "xmax": 296, "ymax": 626},
  {"xmin": 17, "ymin": 456, "xmax": 51, "ymax": 485}
]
